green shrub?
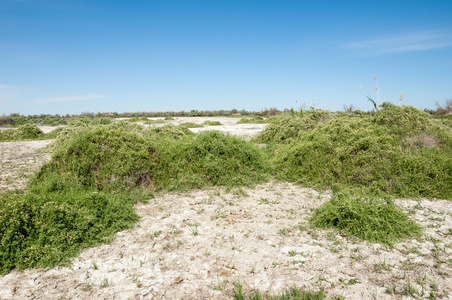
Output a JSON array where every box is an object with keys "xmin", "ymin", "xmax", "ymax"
[
  {"xmin": 164, "ymin": 116, "xmax": 175, "ymax": 120},
  {"xmin": 0, "ymin": 124, "xmax": 44, "ymax": 141},
  {"xmin": 178, "ymin": 122, "xmax": 204, "ymax": 128},
  {"xmin": 36, "ymin": 126, "xmax": 267, "ymax": 193},
  {"xmin": 310, "ymin": 190, "xmax": 422, "ymax": 246},
  {"xmin": 18, "ymin": 123, "xmax": 44, "ymax": 139},
  {"xmin": 272, "ymin": 112, "xmax": 452, "ymax": 199},
  {"xmin": 144, "ymin": 119, "xmax": 166, "ymax": 124},
  {"xmin": 43, "ymin": 127, "xmax": 65, "ymax": 139},
  {"xmin": 202, "ymin": 120, "xmax": 222, "ymax": 126},
  {"xmin": 0, "ymin": 176, "xmax": 139, "ymax": 274},
  {"xmin": 256, "ymin": 110, "xmax": 331, "ymax": 143},
  {"xmin": 40, "ymin": 120, "xmax": 89, "ymax": 152},
  {"xmin": 11, "ymin": 115, "xmax": 31, "ymax": 126},
  {"xmin": 146, "ymin": 124, "xmax": 192, "ymax": 139},
  {"xmin": 375, "ymin": 105, "xmax": 435, "ymax": 136},
  {"xmin": 99, "ymin": 118, "xmax": 112, "ymax": 125},
  {"xmin": 159, "ymin": 131, "xmax": 268, "ymax": 190},
  {"xmin": 235, "ymin": 115, "xmax": 266, "ymax": 124}
]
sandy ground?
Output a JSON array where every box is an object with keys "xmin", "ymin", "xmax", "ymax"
[
  {"xmin": 0, "ymin": 140, "xmax": 53, "ymax": 191},
  {"xmin": 1, "ymin": 119, "xmax": 451, "ymax": 300}
]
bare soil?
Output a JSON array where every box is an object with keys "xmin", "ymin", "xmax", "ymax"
[{"xmin": 0, "ymin": 119, "xmax": 451, "ymax": 300}]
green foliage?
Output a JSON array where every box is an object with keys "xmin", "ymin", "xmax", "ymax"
[
  {"xmin": 375, "ymin": 105, "xmax": 436, "ymax": 136},
  {"xmin": 236, "ymin": 115, "xmax": 267, "ymax": 124},
  {"xmin": 37, "ymin": 125, "xmax": 267, "ymax": 193},
  {"xmin": 164, "ymin": 116, "xmax": 175, "ymax": 120},
  {"xmin": 0, "ymin": 176, "xmax": 139, "ymax": 275},
  {"xmin": 232, "ymin": 280, "xmax": 326, "ymax": 300},
  {"xmin": 256, "ymin": 110, "xmax": 331, "ymax": 144},
  {"xmin": 310, "ymin": 190, "xmax": 422, "ymax": 246},
  {"xmin": 99, "ymin": 118, "xmax": 112, "ymax": 125},
  {"xmin": 43, "ymin": 127, "xmax": 65, "ymax": 139},
  {"xmin": 18, "ymin": 123, "xmax": 45, "ymax": 139},
  {"xmin": 40, "ymin": 120, "xmax": 89, "ymax": 152},
  {"xmin": 271, "ymin": 107, "xmax": 452, "ymax": 199},
  {"xmin": 146, "ymin": 124, "xmax": 192, "ymax": 139},
  {"xmin": 143, "ymin": 119, "xmax": 166, "ymax": 124},
  {"xmin": 202, "ymin": 120, "xmax": 222, "ymax": 126},
  {"xmin": 178, "ymin": 122, "xmax": 204, "ymax": 128},
  {"xmin": 160, "ymin": 131, "xmax": 268, "ymax": 190},
  {"xmin": 0, "ymin": 124, "xmax": 45, "ymax": 142}
]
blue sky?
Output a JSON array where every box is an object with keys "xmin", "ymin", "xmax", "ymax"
[{"xmin": 1, "ymin": 0, "xmax": 451, "ymax": 115}]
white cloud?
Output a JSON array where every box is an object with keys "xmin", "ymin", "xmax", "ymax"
[
  {"xmin": 34, "ymin": 93, "xmax": 106, "ymax": 104},
  {"xmin": 345, "ymin": 30, "xmax": 452, "ymax": 55}
]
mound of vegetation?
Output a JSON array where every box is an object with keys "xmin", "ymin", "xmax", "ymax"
[
  {"xmin": 202, "ymin": 120, "xmax": 222, "ymax": 126},
  {"xmin": 143, "ymin": 119, "xmax": 166, "ymax": 124},
  {"xmin": 256, "ymin": 110, "xmax": 331, "ymax": 143},
  {"xmin": 0, "ymin": 176, "xmax": 140, "ymax": 274},
  {"xmin": 310, "ymin": 190, "xmax": 422, "ymax": 246},
  {"xmin": 271, "ymin": 106, "xmax": 452, "ymax": 199},
  {"xmin": 235, "ymin": 115, "xmax": 267, "ymax": 124},
  {"xmin": 178, "ymin": 122, "xmax": 204, "ymax": 128},
  {"xmin": 38, "ymin": 125, "xmax": 267, "ymax": 192},
  {"xmin": 0, "ymin": 124, "xmax": 45, "ymax": 142}
]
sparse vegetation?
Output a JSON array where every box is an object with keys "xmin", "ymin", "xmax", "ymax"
[
  {"xmin": 1, "ymin": 102, "xmax": 451, "ymax": 300},
  {"xmin": 232, "ymin": 280, "xmax": 326, "ymax": 300}
]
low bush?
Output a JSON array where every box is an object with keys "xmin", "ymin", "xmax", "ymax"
[
  {"xmin": 0, "ymin": 176, "xmax": 139, "ymax": 274},
  {"xmin": 99, "ymin": 118, "xmax": 112, "ymax": 125},
  {"xmin": 271, "ymin": 106, "xmax": 452, "ymax": 199},
  {"xmin": 143, "ymin": 119, "xmax": 166, "ymax": 124},
  {"xmin": 256, "ymin": 110, "xmax": 331, "ymax": 143},
  {"xmin": 235, "ymin": 115, "xmax": 267, "ymax": 124},
  {"xmin": 160, "ymin": 131, "xmax": 268, "ymax": 190},
  {"xmin": 0, "ymin": 124, "xmax": 45, "ymax": 142},
  {"xmin": 310, "ymin": 189, "xmax": 422, "ymax": 246},
  {"xmin": 178, "ymin": 122, "xmax": 204, "ymax": 128},
  {"xmin": 37, "ymin": 126, "xmax": 267, "ymax": 192},
  {"xmin": 202, "ymin": 120, "xmax": 222, "ymax": 126}
]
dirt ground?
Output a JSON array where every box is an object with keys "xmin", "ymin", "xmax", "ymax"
[{"xmin": 0, "ymin": 119, "xmax": 451, "ymax": 300}]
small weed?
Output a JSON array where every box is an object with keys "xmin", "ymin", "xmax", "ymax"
[
  {"xmin": 402, "ymin": 278, "xmax": 416, "ymax": 297},
  {"xmin": 100, "ymin": 278, "xmax": 109, "ymax": 288},
  {"xmin": 213, "ymin": 276, "xmax": 229, "ymax": 291},
  {"xmin": 151, "ymin": 230, "xmax": 162, "ymax": 239},
  {"xmin": 188, "ymin": 224, "xmax": 200, "ymax": 236},
  {"xmin": 232, "ymin": 280, "xmax": 326, "ymax": 300},
  {"xmin": 373, "ymin": 258, "xmax": 392, "ymax": 272}
]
